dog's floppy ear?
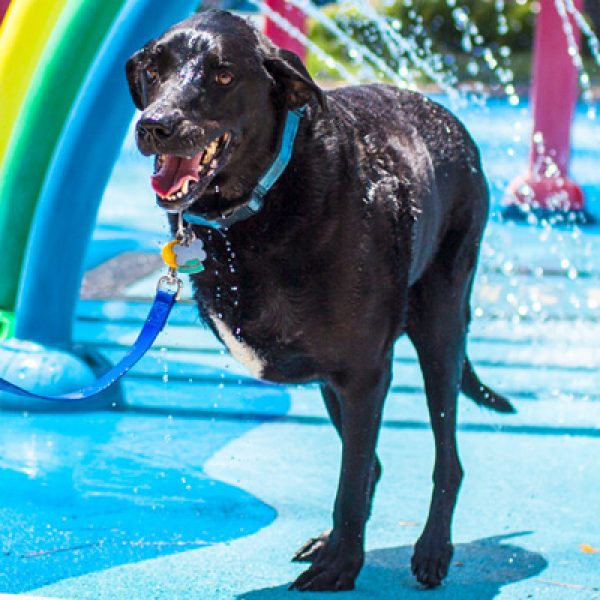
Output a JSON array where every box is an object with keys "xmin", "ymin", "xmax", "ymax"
[
  {"xmin": 264, "ymin": 48, "xmax": 327, "ymax": 111},
  {"xmin": 125, "ymin": 50, "xmax": 145, "ymax": 110}
]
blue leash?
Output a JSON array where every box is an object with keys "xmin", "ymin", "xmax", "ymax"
[
  {"xmin": 0, "ymin": 287, "xmax": 177, "ymax": 403},
  {"xmin": 0, "ymin": 107, "xmax": 307, "ymax": 402}
]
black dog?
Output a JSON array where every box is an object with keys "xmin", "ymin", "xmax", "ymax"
[{"xmin": 126, "ymin": 10, "xmax": 514, "ymax": 592}]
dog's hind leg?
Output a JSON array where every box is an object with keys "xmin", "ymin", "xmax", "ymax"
[
  {"xmin": 292, "ymin": 383, "xmax": 383, "ymax": 564},
  {"xmin": 290, "ymin": 363, "xmax": 392, "ymax": 591},
  {"xmin": 406, "ymin": 229, "xmax": 482, "ymax": 588}
]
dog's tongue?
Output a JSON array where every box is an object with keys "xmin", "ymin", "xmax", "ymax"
[{"xmin": 151, "ymin": 153, "xmax": 202, "ymax": 197}]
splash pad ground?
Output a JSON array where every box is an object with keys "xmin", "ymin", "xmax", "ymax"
[{"xmin": 0, "ymin": 96, "xmax": 599, "ymax": 599}]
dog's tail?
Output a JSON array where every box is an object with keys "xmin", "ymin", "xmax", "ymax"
[{"xmin": 461, "ymin": 357, "xmax": 516, "ymax": 413}]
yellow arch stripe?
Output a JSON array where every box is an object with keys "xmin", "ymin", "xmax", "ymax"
[{"xmin": 0, "ymin": 0, "xmax": 70, "ymax": 165}]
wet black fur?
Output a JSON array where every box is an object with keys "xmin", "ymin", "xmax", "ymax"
[{"xmin": 127, "ymin": 9, "xmax": 515, "ymax": 592}]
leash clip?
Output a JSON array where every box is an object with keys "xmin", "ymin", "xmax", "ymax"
[{"xmin": 157, "ymin": 268, "xmax": 183, "ymax": 301}]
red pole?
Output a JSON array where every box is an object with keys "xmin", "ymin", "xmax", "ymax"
[
  {"xmin": 507, "ymin": 0, "xmax": 585, "ymax": 215},
  {"xmin": 264, "ymin": 0, "xmax": 307, "ymax": 61}
]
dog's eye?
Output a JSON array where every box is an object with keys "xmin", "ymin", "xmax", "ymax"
[
  {"xmin": 145, "ymin": 65, "xmax": 159, "ymax": 83},
  {"xmin": 215, "ymin": 71, "xmax": 234, "ymax": 86}
]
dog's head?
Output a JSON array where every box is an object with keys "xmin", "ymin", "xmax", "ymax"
[{"xmin": 126, "ymin": 9, "xmax": 325, "ymax": 215}]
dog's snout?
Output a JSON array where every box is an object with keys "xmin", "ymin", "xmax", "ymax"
[{"xmin": 137, "ymin": 116, "xmax": 180, "ymax": 144}]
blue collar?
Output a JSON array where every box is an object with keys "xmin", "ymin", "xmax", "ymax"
[{"xmin": 183, "ymin": 106, "xmax": 306, "ymax": 230}]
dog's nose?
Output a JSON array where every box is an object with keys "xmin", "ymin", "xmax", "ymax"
[{"xmin": 137, "ymin": 116, "xmax": 179, "ymax": 144}]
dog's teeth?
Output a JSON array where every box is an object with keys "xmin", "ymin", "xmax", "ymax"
[
  {"xmin": 177, "ymin": 191, "xmax": 183, "ymax": 198},
  {"xmin": 181, "ymin": 180, "xmax": 189, "ymax": 194},
  {"xmin": 198, "ymin": 137, "xmax": 223, "ymax": 169},
  {"xmin": 204, "ymin": 140, "xmax": 219, "ymax": 158},
  {"xmin": 211, "ymin": 159, "xmax": 218, "ymax": 169}
]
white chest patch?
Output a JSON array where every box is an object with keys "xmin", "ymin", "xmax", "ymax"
[{"xmin": 209, "ymin": 312, "xmax": 265, "ymax": 379}]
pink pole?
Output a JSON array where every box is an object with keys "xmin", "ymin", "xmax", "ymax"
[
  {"xmin": 264, "ymin": 0, "xmax": 307, "ymax": 61},
  {"xmin": 0, "ymin": 0, "xmax": 11, "ymax": 25},
  {"xmin": 508, "ymin": 0, "xmax": 585, "ymax": 213}
]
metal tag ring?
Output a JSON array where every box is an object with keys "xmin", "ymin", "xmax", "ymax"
[{"xmin": 157, "ymin": 275, "xmax": 183, "ymax": 301}]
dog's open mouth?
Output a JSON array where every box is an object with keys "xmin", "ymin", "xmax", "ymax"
[{"xmin": 151, "ymin": 133, "xmax": 231, "ymax": 208}]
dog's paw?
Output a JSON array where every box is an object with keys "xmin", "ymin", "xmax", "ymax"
[
  {"xmin": 411, "ymin": 535, "xmax": 453, "ymax": 588},
  {"xmin": 290, "ymin": 539, "xmax": 363, "ymax": 591},
  {"xmin": 292, "ymin": 529, "xmax": 331, "ymax": 563}
]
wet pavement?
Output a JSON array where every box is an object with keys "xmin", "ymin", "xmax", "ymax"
[{"xmin": 1, "ymin": 95, "xmax": 599, "ymax": 598}]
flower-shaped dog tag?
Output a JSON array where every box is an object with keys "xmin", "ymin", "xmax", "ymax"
[{"xmin": 162, "ymin": 238, "xmax": 207, "ymax": 274}]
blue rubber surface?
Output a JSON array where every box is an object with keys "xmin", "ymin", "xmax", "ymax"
[
  {"xmin": 1, "ymin": 251, "xmax": 596, "ymax": 597},
  {"xmin": 0, "ymin": 410, "xmax": 283, "ymax": 593},
  {"xmin": 1, "ymin": 93, "xmax": 599, "ymax": 598}
]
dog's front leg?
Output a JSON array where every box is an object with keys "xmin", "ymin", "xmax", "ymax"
[
  {"xmin": 291, "ymin": 362, "xmax": 391, "ymax": 591},
  {"xmin": 292, "ymin": 383, "xmax": 383, "ymax": 564}
]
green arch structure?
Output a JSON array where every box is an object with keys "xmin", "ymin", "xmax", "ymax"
[
  {"xmin": 0, "ymin": 0, "xmax": 201, "ymax": 410},
  {"xmin": 0, "ymin": 0, "xmax": 124, "ymax": 340}
]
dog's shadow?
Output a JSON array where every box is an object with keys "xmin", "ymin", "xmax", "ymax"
[{"xmin": 238, "ymin": 533, "xmax": 546, "ymax": 599}]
